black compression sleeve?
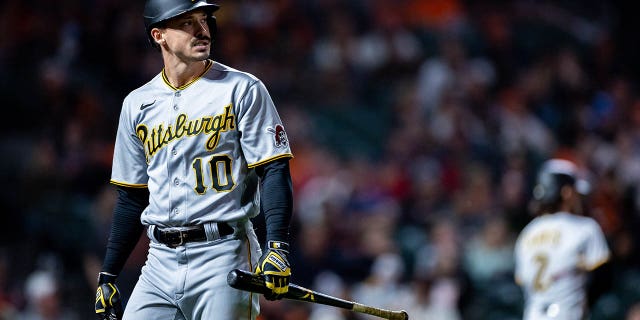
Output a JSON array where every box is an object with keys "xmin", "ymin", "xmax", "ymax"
[
  {"xmin": 101, "ymin": 186, "xmax": 148, "ymax": 275},
  {"xmin": 256, "ymin": 159, "xmax": 293, "ymax": 244}
]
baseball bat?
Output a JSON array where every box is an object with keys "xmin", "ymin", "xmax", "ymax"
[{"xmin": 227, "ymin": 269, "xmax": 409, "ymax": 320}]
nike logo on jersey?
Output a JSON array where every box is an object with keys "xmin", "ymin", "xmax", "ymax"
[{"xmin": 140, "ymin": 100, "xmax": 156, "ymax": 110}]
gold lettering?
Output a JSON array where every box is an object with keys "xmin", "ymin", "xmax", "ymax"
[
  {"xmin": 162, "ymin": 126, "xmax": 174, "ymax": 144},
  {"xmin": 175, "ymin": 114, "xmax": 188, "ymax": 138},
  {"xmin": 526, "ymin": 230, "xmax": 561, "ymax": 248},
  {"xmin": 136, "ymin": 105, "xmax": 237, "ymax": 161},
  {"xmin": 223, "ymin": 104, "xmax": 236, "ymax": 130}
]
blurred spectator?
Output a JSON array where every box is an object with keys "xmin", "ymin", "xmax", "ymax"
[
  {"xmin": 350, "ymin": 253, "xmax": 413, "ymax": 320},
  {"xmin": 416, "ymin": 33, "xmax": 496, "ymax": 117},
  {"xmin": 404, "ymin": 276, "xmax": 461, "ymax": 320},
  {"xmin": 308, "ymin": 271, "xmax": 348, "ymax": 320},
  {"xmin": 495, "ymin": 84, "xmax": 555, "ymax": 158},
  {"xmin": 412, "ymin": 219, "xmax": 470, "ymax": 317},
  {"xmin": 462, "ymin": 216, "xmax": 515, "ymax": 289},
  {"xmin": 17, "ymin": 270, "xmax": 78, "ymax": 320}
]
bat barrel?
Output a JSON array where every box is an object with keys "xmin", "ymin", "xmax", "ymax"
[{"xmin": 352, "ymin": 303, "xmax": 409, "ymax": 320}]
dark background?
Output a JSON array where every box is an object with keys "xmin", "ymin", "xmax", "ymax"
[{"xmin": 1, "ymin": 0, "xmax": 640, "ymax": 319}]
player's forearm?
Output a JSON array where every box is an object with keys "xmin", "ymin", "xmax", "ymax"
[
  {"xmin": 101, "ymin": 186, "xmax": 148, "ymax": 275},
  {"xmin": 258, "ymin": 159, "xmax": 293, "ymax": 243}
]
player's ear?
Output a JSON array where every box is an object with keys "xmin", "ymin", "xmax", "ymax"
[{"xmin": 150, "ymin": 28, "xmax": 165, "ymax": 46}]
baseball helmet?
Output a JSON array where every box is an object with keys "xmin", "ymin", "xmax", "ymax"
[
  {"xmin": 143, "ymin": 0, "xmax": 220, "ymax": 47},
  {"xmin": 532, "ymin": 159, "xmax": 590, "ymax": 205}
]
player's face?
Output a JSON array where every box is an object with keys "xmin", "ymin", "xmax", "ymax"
[
  {"xmin": 561, "ymin": 185, "xmax": 584, "ymax": 215},
  {"xmin": 159, "ymin": 10, "xmax": 211, "ymax": 61}
]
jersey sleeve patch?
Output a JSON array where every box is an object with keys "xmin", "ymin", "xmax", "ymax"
[{"xmin": 266, "ymin": 124, "xmax": 289, "ymax": 149}]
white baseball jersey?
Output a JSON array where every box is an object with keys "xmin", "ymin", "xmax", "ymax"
[
  {"xmin": 110, "ymin": 60, "xmax": 293, "ymax": 227},
  {"xmin": 514, "ymin": 212, "xmax": 610, "ymax": 320}
]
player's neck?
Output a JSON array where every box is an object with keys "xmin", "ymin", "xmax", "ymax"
[{"xmin": 162, "ymin": 59, "xmax": 209, "ymax": 89}]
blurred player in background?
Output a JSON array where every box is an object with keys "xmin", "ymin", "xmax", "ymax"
[
  {"xmin": 93, "ymin": 0, "xmax": 294, "ymax": 319},
  {"xmin": 514, "ymin": 159, "xmax": 612, "ymax": 320}
]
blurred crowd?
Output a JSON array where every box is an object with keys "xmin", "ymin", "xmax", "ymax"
[{"xmin": 2, "ymin": 0, "xmax": 640, "ymax": 319}]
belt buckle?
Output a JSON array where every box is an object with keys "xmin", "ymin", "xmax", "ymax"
[{"xmin": 164, "ymin": 229, "xmax": 186, "ymax": 248}]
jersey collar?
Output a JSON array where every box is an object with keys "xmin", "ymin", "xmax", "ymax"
[{"xmin": 161, "ymin": 59, "xmax": 213, "ymax": 91}]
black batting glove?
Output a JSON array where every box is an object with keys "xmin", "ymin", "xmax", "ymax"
[
  {"xmin": 255, "ymin": 240, "xmax": 291, "ymax": 300},
  {"xmin": 95, "ymin": 272, "xmax": 123, "ymax": 320}
]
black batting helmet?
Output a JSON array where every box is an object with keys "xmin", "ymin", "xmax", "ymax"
[
  {"xmin": 143, "ymin": 0, "xmax": 220, "ymax": 47},
  {"xmin": 532, "ymin": 159, "xmax": 590, "ymax": 206}
]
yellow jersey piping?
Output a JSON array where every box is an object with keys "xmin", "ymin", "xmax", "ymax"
[
  {"xmin": 247, "ymin": 154, "xmax": 293, "ymax": 169},
  {"xmin": 110, "ymin": 180, "xmax": 149, "ymax": 188},
  {"xmin": 161, "ymin": 59, "xmax": 214, "ymax": 91}
]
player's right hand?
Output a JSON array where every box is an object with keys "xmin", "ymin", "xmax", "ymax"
[
  {"xmin": 255, "ymin": 240, "xmax": 291, "ymax": 300},
  {"xmin": 95, "ymin": 272, "xmax": 123, "ymax": 320}
]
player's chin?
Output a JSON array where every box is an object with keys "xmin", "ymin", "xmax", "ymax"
[
  {"xmin": 191, "ymin": 45, "xmax": 210, "ymax": 57},
  {"xmin": 192, "ymin": 49, "xmax": 210, "ymax": 60}
]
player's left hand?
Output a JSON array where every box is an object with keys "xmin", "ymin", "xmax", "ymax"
[
  {"xmin": 95, "ymin": 272, "xmax": 123, "ymax": 320},
  {"xmin": 255, "ymin": 240, "xmax": 291, "ymax": 300}
]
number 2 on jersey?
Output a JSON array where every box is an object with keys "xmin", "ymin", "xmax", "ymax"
[
  {"xmin": 533, "ymin": 253, "xmax": 550, "ymax": 291},
  {"xmin": 192, "ymin": 155, "xmax": 235, "ymax": 194}
]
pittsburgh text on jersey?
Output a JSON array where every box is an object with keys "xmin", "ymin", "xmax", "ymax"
[{"xmin": 136, "ymin": 104, "xmax": 235, "ymax": 162}]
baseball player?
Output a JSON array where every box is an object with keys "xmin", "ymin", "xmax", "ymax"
[
  {"xmin": 514, "ymin": 159, "xmax": 612, "ymax": 320},
  {"xmin": 94, "ymin": 1, "xmax": 294, "ymax": 319}
]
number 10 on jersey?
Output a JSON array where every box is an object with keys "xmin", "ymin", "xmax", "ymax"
[{"xmin": 192, "ymin": 155, "xmax": 235, "ymax": 194}]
